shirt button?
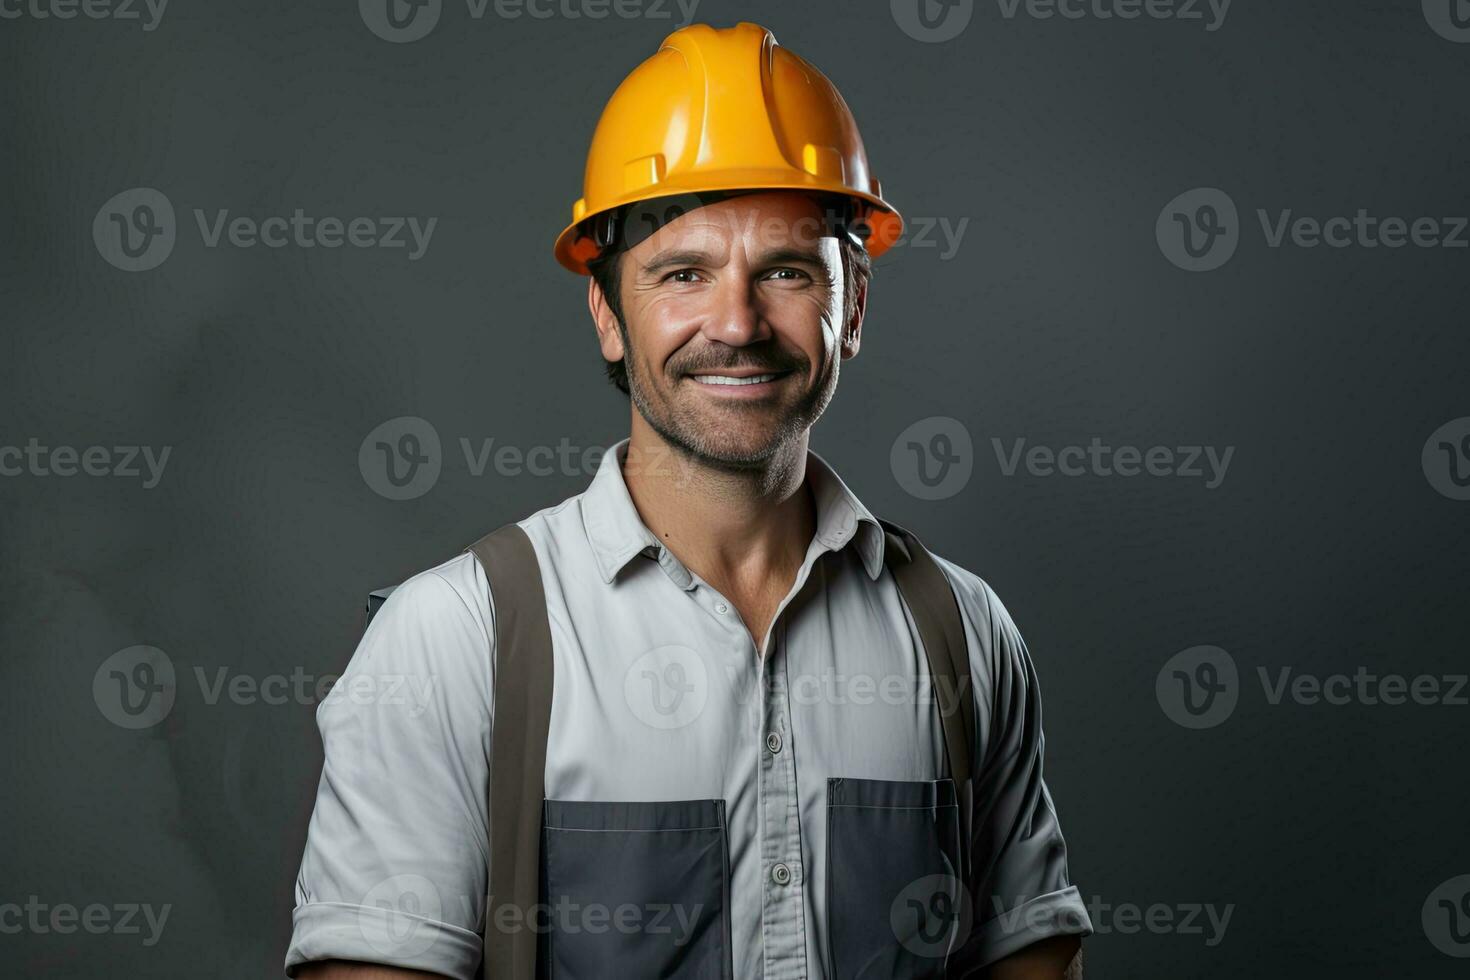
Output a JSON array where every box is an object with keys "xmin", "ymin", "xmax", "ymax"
[
  {"xmin": 765, "ymin": 732, "xmax": 783, "ymax": 754},
  {"xmin": 714, "ymin": 602, "xmax": 729, "ymax": 615},
  {"xmin": 771, "ymin": 863, "xmax": 792, "ymax": 886}
]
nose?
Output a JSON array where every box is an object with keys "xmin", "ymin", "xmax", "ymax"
[{"xmin": 700, "ymin": 275, "xmax": 768, "ymax": 348}]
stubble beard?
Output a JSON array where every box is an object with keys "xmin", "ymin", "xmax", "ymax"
[{"xmin": 619, "ymin": 320, "xmax": 840, "ymax": 474}]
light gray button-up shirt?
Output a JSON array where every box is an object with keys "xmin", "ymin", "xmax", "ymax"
[{"xmin": 286, "ymin": 439, "xmax": 1091, "ymax": 978}]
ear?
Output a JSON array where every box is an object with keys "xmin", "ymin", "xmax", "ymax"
[
  {"xmin": 588, "ymin": 275, "xmax": 625, "ymax": 364},
  {"xmin": 839, "ymin": 274, "xmax": 867, "ymax": 360}
]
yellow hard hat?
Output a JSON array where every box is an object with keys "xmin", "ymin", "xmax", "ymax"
[{"xmin": 553, "ymin": 21, "xmax": 903, "ymax": 275}]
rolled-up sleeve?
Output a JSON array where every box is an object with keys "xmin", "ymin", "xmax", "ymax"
[
  {"xmin": 936, "ymin": 557, "xmax": 1093, "ymax": 968},
  {"xmin": 285, "ymin": 557, "xmax": 494, "ymax": 978}
]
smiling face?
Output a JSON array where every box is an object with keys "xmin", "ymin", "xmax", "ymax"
[{"xmin": 590, "ymin": 191, "xmax": 866, "ymax": 470}]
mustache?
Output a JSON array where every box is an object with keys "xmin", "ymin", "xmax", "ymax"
[{"xmin": 673, "ymin": 348, "xmax": 807, "ymax": 376}]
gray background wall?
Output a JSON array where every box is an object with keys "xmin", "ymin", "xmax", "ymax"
[{"xmin": 3, "ymin": 0, "xmax": 1469, "ymax": 976}]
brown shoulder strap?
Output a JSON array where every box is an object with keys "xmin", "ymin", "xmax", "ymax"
[
  {"xmin": 465, "ymin": 523, "xmax": 552, "ymax": 980},
  {"xmin": 878, "ymin": 518, "xmax": 975, "ymax": 793}
]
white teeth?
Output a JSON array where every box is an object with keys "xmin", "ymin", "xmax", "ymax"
[{"xmin": 691, "ymin": 373, "xmax": 779, "ymax": 386}]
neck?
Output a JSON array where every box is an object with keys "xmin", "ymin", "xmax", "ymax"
[{"xmin": 620, "ymin": 414, "xmax": 817, "ymax": 593}]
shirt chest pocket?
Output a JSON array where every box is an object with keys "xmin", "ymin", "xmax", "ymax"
[
  {"xmin": 541, "ymin": 798, "xmax": 733, "ymax": 980},
  {"xmin": 826, "ymin": 777, "xmax": 964, "ymax": 979}
]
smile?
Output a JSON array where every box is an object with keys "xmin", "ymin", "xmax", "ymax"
[{"xmin": 689, "ymin": 373, "xmax": 785, "ymax": 386}]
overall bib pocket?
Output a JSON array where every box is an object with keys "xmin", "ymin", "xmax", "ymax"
[
  {"xmin": 541, "ymin": 798, "xmax": 733, "ymax": 980},
  {"xmin": 826, "ymin": 777, "xmax": 963, "ymax": 979}
]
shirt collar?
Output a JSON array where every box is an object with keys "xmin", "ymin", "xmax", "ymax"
[{"xmin": 581, "ymin": 437, "xmax": 888, "ymax": 585}]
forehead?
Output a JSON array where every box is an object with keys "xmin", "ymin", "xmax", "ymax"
[{"xmin": 627, "ymin": 191, "xmax": 835, "ymax": 259}]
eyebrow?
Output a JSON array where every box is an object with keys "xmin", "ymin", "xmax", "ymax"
[
  {"xmin": 638, "ymin": 249, "xmax": 715, "ymax": 275},
  {"xmin": 637, "ymin": 245, "xmax": 833, "ymax": 276}
]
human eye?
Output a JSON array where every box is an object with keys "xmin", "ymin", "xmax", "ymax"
[{"xmin": 764, "ymin": 267, "xmax": 810, "ymax": 283}]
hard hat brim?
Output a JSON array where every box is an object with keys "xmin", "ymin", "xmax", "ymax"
[{"xmin": 553, "ymin": 172, "xmax": 903, "ymax": 275}]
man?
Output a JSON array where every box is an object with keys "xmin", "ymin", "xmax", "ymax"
[{"xmin": 287, "ymin": 21, "xmax": 1090, "ymax": 979}]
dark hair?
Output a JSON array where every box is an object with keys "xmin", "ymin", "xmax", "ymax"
[{"xmin": 588, "ymin": 236, "xmax": 874, "ymax": 396}]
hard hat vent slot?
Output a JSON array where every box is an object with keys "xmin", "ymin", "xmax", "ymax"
[
  {"xmin": 623, "ymin": 154, "xmax": 667, "ymax": 193},
  {"xmin": 801, "ymin": 144, "xmax": 846, "ymax": 183}
]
